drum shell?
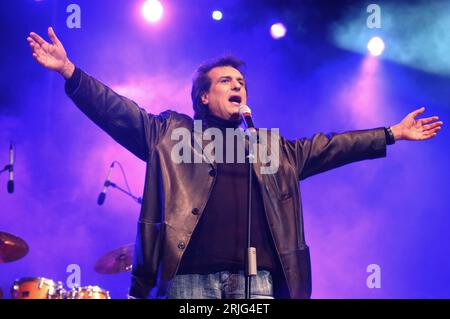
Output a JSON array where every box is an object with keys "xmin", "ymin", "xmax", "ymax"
[
  {"xmin": 66, "ymin": 286, "xmax": 110, "ymax": 299},
  {"xmin": 11, "ymin": 277, "xmax": 65, "ymax": 299}
]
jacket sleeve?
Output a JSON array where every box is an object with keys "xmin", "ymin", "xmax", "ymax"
[
  {"xmin": 65, "ymin": 67, "xmax": 171, "ymax": 161},
  {"xmin": 284, "ymin": 128, "xmax": 387, "ymax": 181}
]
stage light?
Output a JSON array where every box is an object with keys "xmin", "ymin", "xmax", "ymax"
[
  {"xmin": 270, "ymin": 23, "xmax": 287, "ymax": 39},
  {"xmin": 142, "ymin": 0, "xmax": 163, "ymax": 23},
  {"xmin": 212, "ymin": 10, "xmax": 223, "ymax": 21},
  {"xmin": 367, "ymin": 36, "xmax": 385, "ymax": 56}
]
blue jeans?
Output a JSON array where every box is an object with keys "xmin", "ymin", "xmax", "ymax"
[{"xmin": 167, "ymin": 270, "xmax": 274, "ymax": 299}]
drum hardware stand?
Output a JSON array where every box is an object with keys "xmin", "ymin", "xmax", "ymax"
[
  {"xmin": 1, "ymin": 143, "xmax": 14, "ymax": 193},
  {"xmin": 99, "ymin": 161, "xmax": 142, "ymax": 205},
  {"xmin": 106, "ymin": 181, "xmax": 142, "ymax": 204}
]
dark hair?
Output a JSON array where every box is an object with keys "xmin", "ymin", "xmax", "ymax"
[{"xmin": 191, "ymin": 55, "xmax": 246, "ymax": 119}]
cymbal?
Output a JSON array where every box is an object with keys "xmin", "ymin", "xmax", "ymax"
[
  {"xmin": 0, "ymin": 231, "xmax": 29, "ymax": 263},
  {"xmin": 94, "ymin": 244, "xmax": 133, "ymax": 274}
]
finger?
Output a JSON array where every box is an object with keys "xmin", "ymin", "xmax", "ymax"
[
  {"xmin": 28, "ymin": 39, "xmax": 35, "ymax": 50},
  {"xmin": 48, "ymin": 27, "xmax": 60, "ymax": 45},
  {"xmin": 421, "ymin": 132, "xmax": 439, "ymax": 140},
  {"xmin": 31, "ymin": 36, "xmax": 50, "ymax": 53},
  {"xmin": 29, "ymin": 42, "xmax": 37, "ymax": 54},
  {"xmin": 29, "ymin": 41, "xmax": 39, "ymax": 54},
  {"xmin": 32, "ymin": 52, "xmax": 44, "ymax": 65},
  {"xmin": 419, "ymin": 128, "xmax": 441, "ymax": 140},
  {"xmin": 29, "ymin": 32, "xmax": 48, "ymax": 46},
  {"xmin": 418, "ymin": 116, "xmax": 439, "ymax": 125},
  {"xmin": 28, "ymin": 37, "xmax": 42, "ymax": 50},
  {"xmin": 28, "ymin": 37, "xmax": 43, "ymax": 54},
  {"xmin": 29, "ymin": 41, "xmax": 43, "ymax": 55},
  {"xmin": 33, "ymin": 47, "xmax": 44, "ymax": 59},
  {"xmin": 409, "ymin": 107, "xmax": 425, "ymax": 118},
  {"xmin": 426, "ymin": 126, "xmax": 442, "ymax": 134},
  {"xmin": 27, "ymin": 36, "xmax": 37, "ymax": 45},
  {"xmin": 422, "ymin": 121, "xmax": 443, "ymax": 131}
]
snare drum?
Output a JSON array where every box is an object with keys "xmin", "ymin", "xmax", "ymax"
[
  {"xmin": 67, "ymin": 285, "xmax": 110, "ymax": 299},
  {"xmin": 11, "ymin": 277, "xmax": 65, "ymax": 299}
]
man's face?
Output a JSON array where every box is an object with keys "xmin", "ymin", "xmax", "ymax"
[{"xmin": 201, "ymin": 66, "xmax": 247, "ymax": 121}]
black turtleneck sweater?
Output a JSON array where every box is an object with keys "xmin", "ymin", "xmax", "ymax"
[{"xmin": 177, "ymin": 115, "xmax": 279, "ymax": 275}]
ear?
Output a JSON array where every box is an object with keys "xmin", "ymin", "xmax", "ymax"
[{"xmin": 201, "ymin": 93, "xmax": 209, "ymax": 105}]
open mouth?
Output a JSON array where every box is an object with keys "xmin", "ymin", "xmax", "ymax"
[{"xmin": 228, "ymin": 95, "xmax": 242, "ymax": 106}]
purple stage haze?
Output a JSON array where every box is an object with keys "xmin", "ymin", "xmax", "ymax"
[{"xmin": 1, "ymin": 0, "xmax": 449, "ymax": 299}]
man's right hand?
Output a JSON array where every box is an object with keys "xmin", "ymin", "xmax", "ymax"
[{"xmin": 27, "ymin": 27, "xmax": 75, "ymax": 80}]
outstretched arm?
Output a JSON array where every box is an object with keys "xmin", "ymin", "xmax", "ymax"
[
  {"xmin": 26, "ymin": 27, "xmax": 172, "ymax": 161},
  {"xmin": 390, "ymin": 107, "xmax": 443, "ymax": 142},
  {"xmin": 27, "ymin": 27, "xmax": 75, "ymax": 80}
]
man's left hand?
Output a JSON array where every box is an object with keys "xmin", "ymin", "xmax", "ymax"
[{"xmin": 390, "ymin": 107, "xmax": 443, "ymax": 141}]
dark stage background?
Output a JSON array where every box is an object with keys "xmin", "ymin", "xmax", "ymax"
[{"xmin": 1, "ymin": 0, "xmax": 449, "ymax": 298}]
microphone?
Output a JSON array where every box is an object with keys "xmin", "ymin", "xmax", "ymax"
[
  {"xmin": 7, "ymin": 143, "xmax": 14, "ymax": 194},
  {"xmin": 97, "ymin": 162, "xmax": 115, "ymax": 205},
  {"xmin": 239, "ymin": 105, "xmax": 257, "ymax": 142},
  {"xmin": 239, "ymin": 105, "xmax": 256, "ymax": 132}
]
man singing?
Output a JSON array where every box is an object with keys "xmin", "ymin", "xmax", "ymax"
[{"xmin": 27, "ymin": 27, "xmax": 442, "ymax": 299}]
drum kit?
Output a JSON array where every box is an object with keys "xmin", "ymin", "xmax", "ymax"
[{"xmin": 1, "ymin": 231, "xmax": 133, "ymax": 299}]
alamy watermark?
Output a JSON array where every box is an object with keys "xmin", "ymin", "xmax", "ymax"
[
  {"xmin": 366, "ymin": 263, "xmax": 381, "ymax": 289},
  {"xmin": 66, "ymin": 263, "xmax": 81, "ymax": 288},
  {"xmin": 170, "ymin": 120, "xmax": 280, "ymax": 175},
  {"xmin": 367, "ymin": 4, "xmax": 381, "ymax": 29},
  {"xmin": 66, "ymin": 4, "xmax": 81, "ymax": 29}
]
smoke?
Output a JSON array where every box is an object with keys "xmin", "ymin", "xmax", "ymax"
[{"xmin": 333, "ymin": 1, "xmax": 450, "ymax": 76}]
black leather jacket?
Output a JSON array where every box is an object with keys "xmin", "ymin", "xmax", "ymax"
[{"xmin": 66, "ymin": 68, "xmax": 387, "ymax": 299}]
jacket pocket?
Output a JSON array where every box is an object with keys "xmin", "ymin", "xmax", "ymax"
[{"xmin": 265, "ymin": 173, "xmax": 292, "ymax": 201}]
